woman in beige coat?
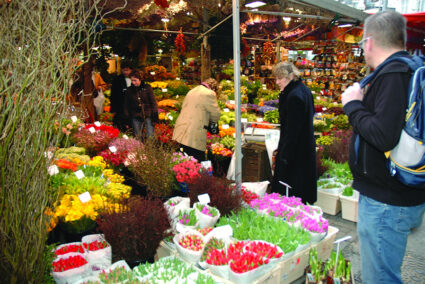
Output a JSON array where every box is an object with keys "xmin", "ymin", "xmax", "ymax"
[{"xmin": 172, "ymin": 78, "xmax": 221, "ymax": 162}]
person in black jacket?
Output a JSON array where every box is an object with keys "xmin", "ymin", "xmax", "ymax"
[
  {"xmin": 110, "ymin": 61, "xmax": 133, "ymax": 132},
  {"xmin": 270, "ymin": 62, "xmax": 317, "ymax": 205},
  {"xmin": 342, "ymin": 11, "xmax": 425, "ymax": 284},
  {"xmin": 124, "ymin": 70, "xmax": 159, "ymax": 141}
]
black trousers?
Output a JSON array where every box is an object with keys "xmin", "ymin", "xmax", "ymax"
[{"xmin": 179, "ymin": 144, "xmax": 206, "ymax": 162}]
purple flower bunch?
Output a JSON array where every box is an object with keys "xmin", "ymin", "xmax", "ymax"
[
  {"xmin": 301, "ymin": 216, "xmax": 329, "ymax": 233},
  {"xmin": 258, "ymin": 106, "xmax": 278, "ymax": 115},
  {"xmin": 264, "ymin": 99, "xmax": 279, "ymax": 107}
]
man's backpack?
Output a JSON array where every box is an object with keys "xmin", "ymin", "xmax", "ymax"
[{"xmin": 358, "ymin": 55, "xmax": 425, "ymax": 188}]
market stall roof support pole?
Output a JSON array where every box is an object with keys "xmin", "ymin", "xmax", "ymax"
[
  {"xmin": 197, "ymin": 14, "xmax": 233, "ymax": 40},
  {"xmin": 296, "ymin": 0, "xmax": 368, "ymax": 22},
  {"xmin": 233, "ymin": 0, "xmax": 242, "ymax": 189},
  {"xmin": 105, "ymin": 26, "xmax": 199, "ymax": 35}
]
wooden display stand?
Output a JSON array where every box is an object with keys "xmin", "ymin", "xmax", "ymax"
[{"xmin": 242, "ymin": 143, "xmax": 272, "ymax": 182}]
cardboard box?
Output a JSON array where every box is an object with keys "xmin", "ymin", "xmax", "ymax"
[
  {"xmin": 315, "ymin": 190, "xmax": 341, "ymax": 215},
  {"xmin": 340, "ymin": 193, "xmax": 359, "ymax": 222}
]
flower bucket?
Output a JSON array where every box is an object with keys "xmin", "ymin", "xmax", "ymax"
[
  {"xmin": 52, "ymin": 253, "xmax": 90, "ymax": 284},
  {"xmin": 164, "ymin": 196, "xmax": 190, "ymax": 220},
  {"xmin": 206, "ymin": 263, "xmax": 230, "ymax": 280},
  {"xmin": 82, "ymin": 234, "xmax": 112, "ymax": 271},
  {"xmin": 194, "ymin": 203, "xmax": 220, "ymax": 229},
  {"xmin": 310, "ymin": 230, "xmax": 328, "ymax": 244},
  {"xmin": 173, "ymin": 231, "xmax": 205, "ymax": 264}
]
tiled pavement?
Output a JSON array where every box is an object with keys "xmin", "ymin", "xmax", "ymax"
[{"xmin": 292, "ymin": 212, "xmax": 425, "ymax": 283}]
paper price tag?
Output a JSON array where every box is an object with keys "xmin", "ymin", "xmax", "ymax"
[
  {"xmin": 123, "ymin": 134, "xmax": 129, "ymax": 140},
  {"xmin": 229, "ymin": 100, "xmax": 235, "ymax": 105},
  {"xmin": 94, "ymin": 121, "xmax": 101, "ymax": 127},
  {"xmin": 71, "ymin": 116, "xmax": 78, "ymax": 123},
  {"xmin": 88, "ymin": 127, "xmax": 96, "ymax": 133},
  {"xmin": 198, "ymin": 193, "xmax": 210, "ymax": 205},
  {"xmin": 222, "ymin": 124, "xmax": 229, "ymax": 129},
  {"xmin": 262, "ymin": 84, "xmax": 267, "ymax": 90},
  {"xmin": 79, "ymin": 192, "xmax": 92, "ymax": 203},
  {"xmin": 109, "ymin": 146, "xmax": 117, "ymax": 153},
  {"xmin": 75, "ymin": 170, "xmax": 85, "ymax": 179},
  {"xmin": 176, "ymin": 77, "xmax": 180, "ymax": 80},
  {"xmin": 256, "ymin": 118, "xmax": 263, "ymax": 122},
  {"xmin": 241, "ymin": 118, "xmax": 248, "ymax": 123},
  {"xmin": 162, "ymin": 88, "xmax": 168, "ymax": 93},
  {"xmin": 223, "ymin": 108, "xmax": 230, "ymax": 113},
  {"xmin": 44, "ymin": 151, "xmax": 54, "ymax": 160},
  {"xmin": 176, "ymin": 95, "xmax": 179, "ymax": 99},
  {"xmin": 150, "ymin": 71, "xmax": 155, "ymax": 75},
  {"xmin": 233, "ymin": 133, "xmax": 236, "ymax": 138},
  {"xmin": 48, "ymin": 165, "xmax": 59, "ymax": 176}
]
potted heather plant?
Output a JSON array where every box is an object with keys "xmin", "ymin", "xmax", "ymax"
[{"xmin": 96, "ymin": 196, "xmax": 171, "ymax": 267}]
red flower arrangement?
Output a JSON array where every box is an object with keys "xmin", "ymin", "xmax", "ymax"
[
  {"xmin": 52, "ymin": 255, "xmax": 87, "ymax": 272},
  {"xmin": 54, "ymin": 159, "xmax": 78, "ymax": 172},
  {"xmin": 154, "ymin": 123, "xmax": 174, "ymax": 144},
  {"xmin": 83, "ymin": 240, "xmax": 109, "ymax": 251},
  {"xmin": 173, "ymin": 160, "xmax": 202, "ymax": 184},
  {"xmin": 241, "ymin": 188, "xmax": 259, "ymax": 204},
  {"xmin": 244, "ymin": 241, "xmax": 283, "ymax": 259},
  {"xmin": 229, "ymin": 251, "xmax": 269, "ymax": 273},
  {"xmin": 206, "ymin": 249, "xmax": 228, "ymax": 266},
  {"xmin": 84, "ymin": 124, "xmax": 119, "ymax": 139},
  {"xmin": 99, "ymin": 149, "xmax": 128, "ymax": 167},
  {"xmin": 54, "ymin": 244, "xmax": 84, "ymax": 256},
  {"xmin": 175, "ymin": 30, "xmax": 186, "ymax": 56}
]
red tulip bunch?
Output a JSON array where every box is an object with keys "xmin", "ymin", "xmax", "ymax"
[
  {"xmin": 54, "ymin": 244, "xmax": 84, "ymax": 257},
  {"xmin": 229, "ymin": 251, "xmax": 269, "ymax": 273},
  {"xmin": 83, "ymin": 240, "xmax": 109, "ymax": 251},
  {"xmin": 206, "ymin": 248, "xmax": 228, "ymax": 266},
  {"xmin": 178, "ymin": 234, "xmax": 204, "ymax": 251},
  {"xmin": 201, "ymin": 237, "xmax": 225, "ymax": 261},
  {"xmin": 244, "ymin": 241, "xmax": 283, "ymax": 259},
  {"xmin": 52, "ymin": 255, "xmax": 88, "ymax": 272}
]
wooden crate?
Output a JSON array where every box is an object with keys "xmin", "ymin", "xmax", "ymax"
[{"xmin": 242, "ymin": 143, "xmax": 272, "ymax": 182}]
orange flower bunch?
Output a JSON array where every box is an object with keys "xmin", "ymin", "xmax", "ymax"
[
  {"xmin": 55, "ymin": 159, "xmax": 78, "ymax": 172},
  {"xmin": 219, "ymin": 126, "xmax": 236, "ymax": 138},
  {"xmin": 211, "ymin": 143, "xmax": 233, "ymax": 157}
]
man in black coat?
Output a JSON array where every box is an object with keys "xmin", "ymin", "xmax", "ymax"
[
  {"xmin": 271, "ymin": 62, "xmax": 317, "ymax": 205},
  {"xmin": 110, "ymin": 61, "xmax": 133, "ymax": 132},
  {"xmin": 342, "ymin": 11, "xmax": 425, "ymax": 283}
]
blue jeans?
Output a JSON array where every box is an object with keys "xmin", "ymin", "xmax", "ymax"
[
  {"xmin": 132, "ymin": 117, "xmax": 154, "ymax": 141},
  {"xmin": 358, "ymin": 194, "xmax": 425, "ymax": 283}
]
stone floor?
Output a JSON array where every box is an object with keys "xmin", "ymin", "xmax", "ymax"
[{"xmin": 292, "ymin": 211, "xmax": 425, "ymax": 284}]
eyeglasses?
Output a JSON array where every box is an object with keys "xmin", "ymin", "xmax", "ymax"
[{"xmin": 359, "ymin": 37, "xmax": 371, "ymax": 49}]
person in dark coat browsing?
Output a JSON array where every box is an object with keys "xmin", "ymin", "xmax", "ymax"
[
  {"xmin": 124, "ymin": 70, "xmax": 159, "ymax": 141},
  {"xmin": 270, "ymin": 61, "xmax": 317, "ymax": 204}
]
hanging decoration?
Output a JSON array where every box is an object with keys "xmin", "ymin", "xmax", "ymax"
[
  {"xmin": 241, "ymin": 38, "xmax": 250, "ymax": 58},
  {"xmin": 154, "ymin": 0, "xmax": 169, "ymax": 9},
  {"xmin": 262, "ymin": 39, "xmax": 275, "ymax": 64},
  {"xmin": 175, "ymin": 28, "xmax": 186, "ymax": 57}
]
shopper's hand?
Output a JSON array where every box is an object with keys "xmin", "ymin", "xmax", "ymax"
[{"xmin": 341, "ymin": 82, "xmax": 363, "ymax": 106}]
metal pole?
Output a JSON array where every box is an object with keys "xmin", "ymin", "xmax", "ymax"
[
  {"xmin": 104, "ymin": 26, "xmax": 199, "ymax": 35},
  {"xmin": 197, "ymin": 14, "xmax": 233, "ymax": 40},
  {"xmin": 233, "ymin": 0, "xmax": 242, "ymax": 189}
]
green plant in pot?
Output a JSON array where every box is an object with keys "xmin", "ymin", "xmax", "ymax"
[{"xmin": 96, "ymin": 196, "xmax": 171, "ymax": 267}]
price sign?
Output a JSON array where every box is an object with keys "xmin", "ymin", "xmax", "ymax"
[
  {"xmin": 256, "ymin": 118, "xmax": 263, "ymax": 122},
  {"xmin": 79, "ymin": 192, "xmax": 92, "ymax": 203},
  {"xmin": 224, "ymin": 108, "xmax": 230, "ymax": 112},
  {"xmin": 123, "ymin": 134, "xmax": 129, "ymax": 140},
  {"xmin": 48, "ymin": 165, "xmax": 59, "ymax": 176},
  {"xmin": 71, "ymin": 116, "xmax": 78, "ymax": 123},
  {"xmin": 88, "ymin": 127, "xmax": 96, "ymax": 133},
  {"xmin": 75, "ymin": 170, "xmax": 85, "ymax": 179},
  {"xmin": 222, "ymin": 124, "xmax": 229, "ymax": 129},
  {"xmin": 109, "ymin": 146, "xmax": 117, "ymax": 153},
  {"xmin": 198, "ymin": 193, "xmax": 211, "ymax": 205},
  {"xmin": 94, "ymin": 121, "xmax": 101, "ymax": 127}
]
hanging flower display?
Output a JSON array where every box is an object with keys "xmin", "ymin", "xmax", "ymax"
[
  {"xmin": 241, "ymin": 38, "xmax": 250, "ymax": 57},
  {"xmin": 154, "ymin": 0, "xmax": 169, "ymax": 9},
  {"xmin": 175, "ymin": 29, "xmax": 186, "ymax": 56},
  {"xmin": 262, "ymin": 40, "xmax": 275, "ymax": 63}
]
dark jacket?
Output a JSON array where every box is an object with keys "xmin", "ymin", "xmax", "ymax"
[
  {"xmin": 124, "ymin": 83, "xmax": 159, "ymax": 123},
  {"xmin": 343, "ymin": 51, "xmax": 425, "ymax": 206},
  {"xmin": 110, "ymin": 74, "xmax": 128, "ymax": 115},
  {"xmin": 271, "ymin": 80, "xmax": 317, "ymax": 204}
]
